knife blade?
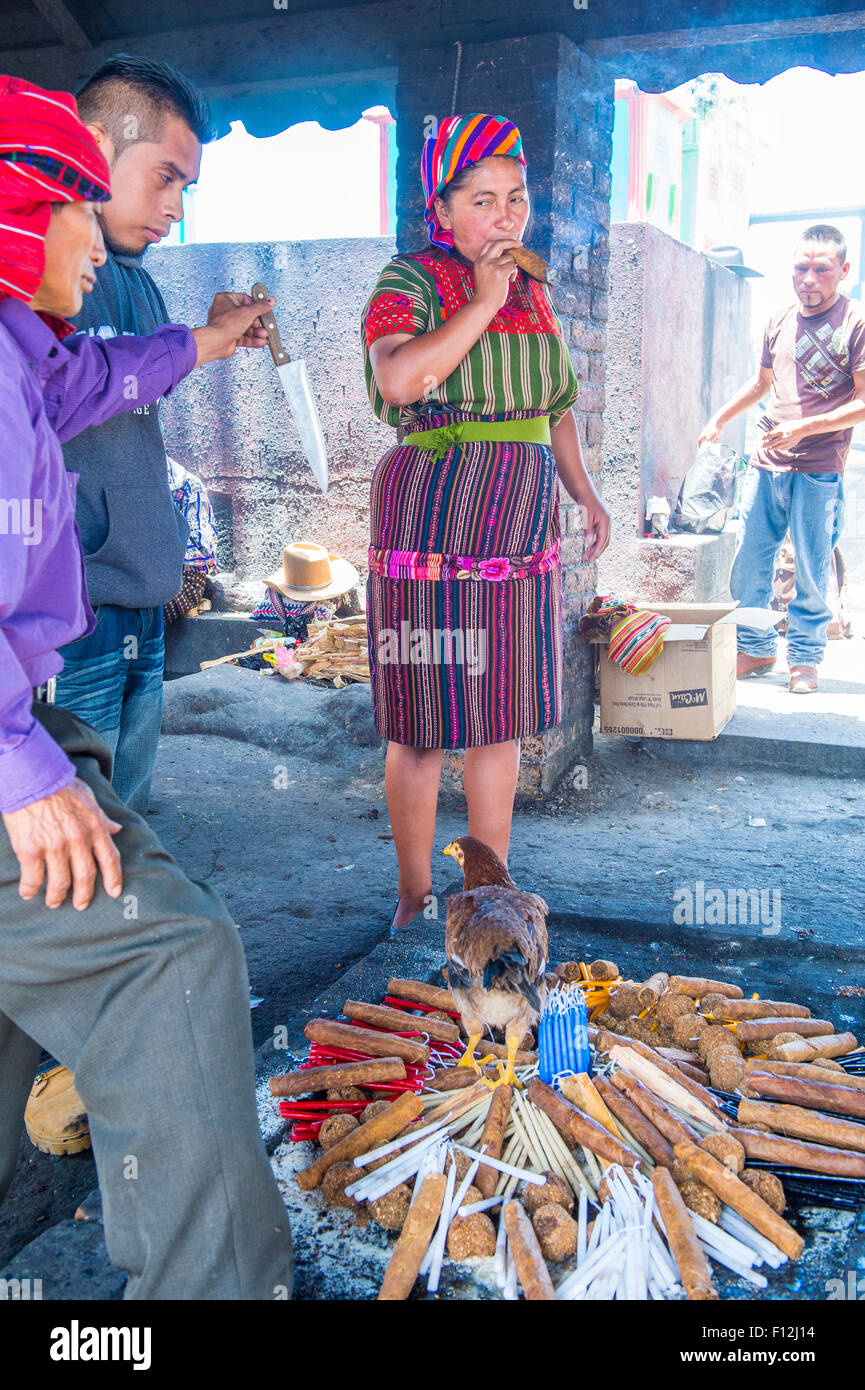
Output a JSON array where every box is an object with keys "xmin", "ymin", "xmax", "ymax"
[{"xmin": 251, "ymin": 281, "xmax": 329, "ymax": 494}]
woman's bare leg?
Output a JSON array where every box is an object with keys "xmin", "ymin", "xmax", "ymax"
[
  {"xmin": 386, "ymin": 742, "xmax": 444, "ymax": 929},
  {"xmin": 464, "ymin": 739, "xmax": 521, "ymax": 865}
]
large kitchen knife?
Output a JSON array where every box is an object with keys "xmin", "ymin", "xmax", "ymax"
[{"xmin": 251, "ymin": 281, "xmax": 329, "ymax": 494}]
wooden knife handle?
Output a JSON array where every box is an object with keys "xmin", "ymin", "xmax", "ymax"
[{"xmin": 251, "ymin": 282, "xmax": 290, "ymax": 367}]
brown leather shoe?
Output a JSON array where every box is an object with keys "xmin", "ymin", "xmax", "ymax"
[
  {"xmin": 736, "ymin": 651, "xmax": 776, "ymax": 678},
  {"xmin": 25, "ymin": 1065, "xmax": 91, "ymax": 1155},
  {"xmin": 789, "ymin": 664, "xmax": 818, "ymax": 693}
]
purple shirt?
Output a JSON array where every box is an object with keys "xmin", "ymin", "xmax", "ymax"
[{"xmin": 0, "ymin": 298, "xmax": 196, "ymax": 814}]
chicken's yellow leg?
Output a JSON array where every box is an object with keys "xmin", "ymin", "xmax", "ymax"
[
  {"xmin": 488, "ymin": 1034, "xmax": 523, "ymax": 1090},
  {"xmin": 457, "ymin": 1034, "xmax": 494, "ymax": 1074}
]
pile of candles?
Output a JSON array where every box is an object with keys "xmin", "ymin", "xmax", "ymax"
[{"xmin": 538, "ymin": 984, "xmax": 591, "ymax": 1090}]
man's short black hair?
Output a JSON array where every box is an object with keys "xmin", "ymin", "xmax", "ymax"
[
  {"xmin": 76, "ymin": 54, "xmax": 215, "ymax": 154},
  {"xmin": 799, "ymin": 223, "xmax": 847, "ymax": 263}
]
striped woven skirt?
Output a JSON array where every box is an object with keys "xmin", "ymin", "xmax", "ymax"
[{"xmin": 366, "ymin": 410, "xmax": 563, "ymax": 748}]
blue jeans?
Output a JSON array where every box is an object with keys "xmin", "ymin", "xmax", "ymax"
[
  {"xmin": 54, "ymin": 605, "xmax": 165, "ymax": 815},
  {"xmin": 730, "ymin": 465, "xmax": 845, "ymax": 667}
]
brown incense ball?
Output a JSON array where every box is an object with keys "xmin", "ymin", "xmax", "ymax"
[
  {"xmin": 673, "ymin": 1013, "xmax": 708, "ymax": 1047},
  {"xmin": 592, "ymin": 1011, "xmax": 616, "ymax": 1031},
  {"xmin": 427, "ymin": 1010, "xmax": 453, "ymax": 1023},
  {"xmin": 671, "ymin": 1158, "xmax": 691, "ymax": 1187},
  {"xmin": 698, "ymin": 1026, "xmax": 740, "ymax": 1063},
  {"xmin": 707, "ymin": 1049, "xmax": 746, "ymax": 1092},
  {"xmin": 523, "ymin": 1171, "xmax": 574, "ymax": 1216},
  {"xmin": 678, "ymin": 1178, "xmax": 722, "ymax": 1223},
  {"xmin": 532, "ymin": 1204, "xmax": 579, "ymax": 1262},
  {"xmin": 326, "ymin": 1086, "xmax": 367, "ymax": 1103},
  {"xmin": 519, "ymin": 1031, "xmax": 536, "ymax": 1052},
  {"xmin": 445, "ymin": 1149, "xmax": 474, "ymax": 1184},
  {"xmin": 608, "ymin": 985, "xmax": 641, "ymax": 1019},
  {"xmin": 700, "ymin": 1132, "xmax": 746, "ymax": 1175},
  {"xmin": 369, "ymin": 1182, "xmax": 412, "ymax": 1231},
  {"xmin": 740, "ymin": 1168, "xmax": 787, "ymax": 1215},
  {"xmin": 556, "ymin": 961, "xmax": 583, "ymax": 983},
  {"xmin": 321, "ymin": 1161, "xmax": 361, "ymax": 1208},
  {"xmin": 446, "ymin": 1212, "xmax": 497, "ymax": 1260},
  {"xmin": 318, "ymin": 1113, "xmax": 360, "ymax": 1150},
  {"xmin": 656, "ymin": 993, "xmax": 696, "ymax": 1025},
  {"xmin": 360, "ymin": 1101, "xmax": 392, "ymax": 1124},
  {"xmin": 636, "ymin": 1022, "xmax": 665, "ymax": 1045}
]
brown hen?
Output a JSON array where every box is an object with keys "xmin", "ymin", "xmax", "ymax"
[{"xmin": 443, "ymin": 836, "xmax": 549, "ymax": 1088}]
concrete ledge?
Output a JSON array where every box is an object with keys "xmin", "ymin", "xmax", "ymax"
[
  {"xmin": 599, "ymin": 527, "xmax": 736, "ymax": 604},
  {"xmin": 164, "ymin": 611, "xmax": 263, "ymax": 679},
  {"xmin": 648, "ymin": 724, "xmax": 865, "ymax": 779}
]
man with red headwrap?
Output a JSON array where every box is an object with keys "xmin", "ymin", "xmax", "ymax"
[{"xmin": 0, "ymin": 75, "xmax": 293, "ymax": 1299}]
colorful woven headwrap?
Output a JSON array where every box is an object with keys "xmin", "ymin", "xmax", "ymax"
[
  {"xmin": 579, "ymin": 596, "xmax": 671, "ymax": 676},
  {"xmin": 0, "ymin": 74, "xmax": 111, "ymax": 323},
  {"xmin": 421, "ymin": 113, "xmax": 526, "ymax": 251}
]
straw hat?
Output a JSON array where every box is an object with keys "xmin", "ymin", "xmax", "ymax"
[{"xmin": 263, "ymin": 541, "xmax": 359, "ymax": 601}]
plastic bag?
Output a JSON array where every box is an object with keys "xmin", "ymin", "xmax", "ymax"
[{"xmin": 671, "ymin": 443, "xmax": 738, "ymax": 534}]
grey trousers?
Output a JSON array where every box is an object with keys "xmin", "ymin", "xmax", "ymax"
[{"xmin": 0, "ymin": 703, "xmax": 293, "ymax": 1300}]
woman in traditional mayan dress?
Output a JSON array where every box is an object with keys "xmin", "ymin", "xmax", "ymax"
[{"xmin": 361, "ymin": 114, "xmax": 610, "ymax": 931}]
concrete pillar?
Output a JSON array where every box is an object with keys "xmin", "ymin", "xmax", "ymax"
[
  {"xmin": 394, "ymin": 33, "xmax": 615, "ymax": 797},
  {"xmin": 600, "ymin": 222, "xmax": 752, "ymax": 604}
]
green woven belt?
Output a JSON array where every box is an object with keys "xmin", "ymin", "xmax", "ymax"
[{"xmin": 402, "ymin": 415, "xmax": 551, "ymax": 460}]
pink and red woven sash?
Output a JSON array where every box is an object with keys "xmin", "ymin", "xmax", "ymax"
[{"xmin": 368, "ymin": 536, "xmax": 561, "ymax": 583}]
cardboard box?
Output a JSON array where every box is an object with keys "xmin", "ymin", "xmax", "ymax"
[{"xmin": 591, "ymin": 602, "xmax": 773, "ymax": 741}]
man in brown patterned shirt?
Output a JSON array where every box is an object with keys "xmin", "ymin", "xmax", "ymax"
[{"xmin": 700, "ymin": 224, "xmax": 865, "ymax": 693}]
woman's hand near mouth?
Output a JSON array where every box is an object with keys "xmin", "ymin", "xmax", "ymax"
[{"xmin": 473, "ymin": 237, "xmax": 523, "ymax": 313}]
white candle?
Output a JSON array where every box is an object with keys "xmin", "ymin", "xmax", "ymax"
[
  {"xmin": 577, "ymin": 1187, "xmax": 588, "ymax": 1266},
  {"xmin": 452, "ymin": 1143, "xmax": 546, "ymax": 1184},
  {"xmin": 424, "ymin": 1157, "xmax": 456, "ymax": 1291},
  {"xmin": 718, "ymin": 1208, "xmax": 787, "ymax": 1267},
  {"xmin": 459, "ymin": 1194, "xmax": 503, "ymax": 1217},
  {"xmin": 504, "ymin": 1236, "xmax": 518, "ymax": 1300},
  {"xmin": 494, "ymin": 1205, "xmax": 508, "ymax": 1288}
]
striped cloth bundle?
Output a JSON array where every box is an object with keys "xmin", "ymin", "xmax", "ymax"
[{"xmin": 579, "ymin": 596, "xmax": 671, "ymax": 675}]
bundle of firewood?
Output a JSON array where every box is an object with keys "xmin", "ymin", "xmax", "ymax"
[
  {"xmin": 268, "ymin": 964, "xmax": 863, "ymax": 1301},
  {"xmin": 282, "ymin": 615, "xmax": 370, "ymax": 686}
]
